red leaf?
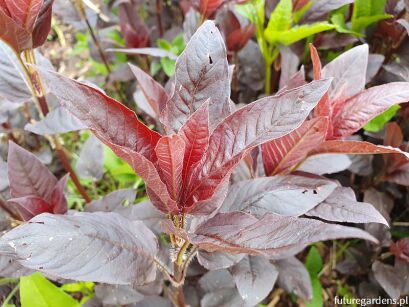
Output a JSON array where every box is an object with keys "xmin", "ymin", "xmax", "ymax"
[
  {"xmin": 310, "ymin": 44, "xmax": 331, "ymax": 121},
  {"xmin": 262, "ymin": 117, "xmax": 328, "ymax": 175},
  {"xmin": 390, "ymin": 238, "xmax": 409, "ymax": 262},
  {"xmin": 36, "ymin": 67, "xmax": 161, "ymax": 161},
  {"xmin": 179, "ymin": 101, "xmax": 210, "ymax": 183},
  {"xmin": 118, "ymin": 2, "xmax": 150, "ymax": 48},
  {"xmin": 184, "ymin": 80, "xmax": 331, "ymax": 211},
  {"xmin": 3, "ymin": 0, "xmax": 43, "ymax": 30},
  {"xmin": 129, "ymin": 64, "xmax": 168, "ymax": 118},
  {"xmin": 32, "ymin": 0, "xmax": 53, "ymax": 48},
  {"xmin": 7, "ymin": 196, "xmax": 53, "ymax": 221},
  {"xmin": 0, "ymin": 9, "xmax": 31, "ymax": 52},
  {"xmin": 310, "ymin": 140, "xmax": 409, "ymax": 157},
  {"xmin": 155, "ymin": 135, "xmax": 185, "ymax": 201},
  {"xmin": 199, "ymin": 0, "xmax": 224, "ymax": 17},
  {"xmin": 7, "ymin": 142, "xmax": 57, "ymax": 201},
  {"xmin": 332, "ymin": 82, "xmax": 409, "ymax": 138},
  {"xmin": 161, "ymin": 20, "xmax": 230, "ymax": 133}
]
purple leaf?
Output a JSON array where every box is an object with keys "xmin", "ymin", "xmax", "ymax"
[
  {"xmin": 25, "ymin": 106, "xmax": 87, "ymax": 135},
  {"xmin": 86, "ymin": 189, "xmax": 137, "ymax": 212},
  {"xmin": 300, "ymin": 0, "xmax": 354, "ymax": 23},
  {"xmin": 189, "ymin": 212, "xmax": 377, "ymax": 257},
  {"xmin": 7, "ymin": 196, "xmax": 53, "ymax": 221},
  {"xmin": 0, "ymin": 157, "xmax": 8, "ymax": 191},
  {"xmin": 197, "ymin": 251, "xmax": 245, "ymax": 271},
  {"xmin": 298, "ymin": 153, "xmax": 351, "ymax": 175},
  {"xmin": 219, "ymin": 175, "xmax": 337, "ymax": 216},
  {"xmin": 50, "ymin": 174, "xmax": 69, "ymax": 215},
  {"xmin": 306, "ymin": 187, "xmax": 388, "ymax": 225},
  {"xmin": 129, "ymin": 64, "xmax": 169, "ymax": 118},
  {"xmin": 0, "ymin": 212, "xmax": 158, "ymax": 286},
  {"xmin": 94, "ymin": 284, "xmax": 144, "ymax": 305},
  {"xmin": 372, "ymin": 261, "xmax": 402, "ymax": 299},
  {"xmin": 7, "ymin": 142, "xmax": 57, "ymax": 201},
  {"xmin": 0, "ymin": 255, "xmax": 33, "ymax": 278},
  {"xmin": 161, "ymin": 20, "xmax": 230, "ymax": 133},
  {"xmin": 275, "ymin": 257, "xmax": 312, "ymax": 299},
  {"xmin": 229, "ymin": 255, "xmax": 278, "ymax": 306},
  {"xmin": 322, "ymin": 44, "xmax": 368, "ymax": 103}
]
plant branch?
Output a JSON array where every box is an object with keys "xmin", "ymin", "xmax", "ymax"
[
  {"xmin": 156, "ymin": 0, "xmax": 164, "ymax": 37},
  {"xmin": 1, "ymin": 281, "xmax": 19, "ymax": 307},
  {"xmin": 18, "ymin": 50, "xmax": 92, "ymax": 204}
]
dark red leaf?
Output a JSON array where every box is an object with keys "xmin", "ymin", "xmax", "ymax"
[
  {"xmin": 50, "ymin": 174, "xmax": 69, "ymax": 215},
  {"xmin": 199, "ymin": 0, "xmax": 224, "ymax": 17},
  {"xmin": 226, "ymin": 24, "xmax": 255, "ymax": 52},
  {"xmin": 7, "ymin": 142, "xmax": 57, "ymax": 201},
  {"xmin": 262, "ymin": 117, "xmax": 328, "ymax": 175},
  {"xmin": 155, "ymin": 135, "xmax": 185, "ymax": 201},
  {"xmin": 178, "ymin": 101, "xmax": 210, "ymax": 183},
  {"xmin": 8, "ymin": 196, "xmax": 53, "ymax": 221},
  {"xmin": 32, "ymin": 0, "xmax": 54, "ymax": 48}
]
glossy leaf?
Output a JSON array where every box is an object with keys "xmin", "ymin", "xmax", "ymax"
[
  {"xmin": 197, "ymin": 251, "xmax": 245, "ymax": 271},
  {"xmin": 219, "ymin": 175, "xmax": 337, "ymax": 216},
  {"xmin": 262, "ymin": 117, "xmax": 328, "ymax": 175},
  {"xmin": 266, "ymin": 0, "xmax": 292, "ymax": 33},
  {"xmin": 189, "ymin": 212, "xmax": 377, "ymax": 256},
  {"xmin": 1, "ymin": 212, "xmax": 158, "ymax": 286},
  {"xmin": 332, "ymin": 82, "xmax": 409, "ymax": 137},
  {"xmin": 298, "ymin": 153, "xmax": 352, "ymax": 175},
  {"xmin": 155, "ymin": 135, "xmax": 185, "ymax": 201},
  {"xmin": 306, "ymin": 187, "xmax": 388, "ymax": 225},
  {"xmin": 161, "ymin": 20, "xmax": 230, "ymax": 133}
]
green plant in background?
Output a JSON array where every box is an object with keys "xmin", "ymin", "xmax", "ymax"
[
  {"xmin": 364, "ymin": 105, "xmax": 401, "ymax": 132},
  {"xmin": 236, "ymin": 0, "xmax": 335, "ymax": 94},
  {"xmin": 151, "ymin": 34, "xmax": 185, "ymax": 77},
  {"xmin": 331, "ymin": 0, "xmax": 392, "ymax": 36},
  {"xmin": 305, "ymin": 246, "xmax": 324, "ymax": 307},
  {"xmin": 20, "ymin": 273, "xmax": 80, "ymax": 307}
]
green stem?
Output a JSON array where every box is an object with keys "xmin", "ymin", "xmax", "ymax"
[
  {"xmin": 0, "ymin": 278, "xmax": 19, "ymax": 287},
  {"xmin": 265, "ymin": 63, "xmax": 272, "ymax": 95},
  {"xmin": 264, "ymin": 46, "xmax": 280, "ymax": 95},
  {"xmin": 1, "ymin": 282, "xmax": 20, "ymax": 307}
]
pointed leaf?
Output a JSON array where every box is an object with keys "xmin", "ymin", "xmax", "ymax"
[
  {"xmin": 198, "ymin": 251, "xmax": 245, "ymax": 271},
  {"xmin": 7, "ymin": 142, "xmax": 57, "ymax": 201},
  {"xmin": 185, "ymin": 80, "xmax": 331, "ymax": 211},
  {"xmin": 0, "ymin": 157, "xmax": 9, "ymax": 191},
  {"xmin": 129, "ymin": 64, "xmax": 168, "ymax": 118},
  {"xmin": 298, "ymin": 153, "xmax": 351, "ymax": 175},
  {"xmin": 179, "ymin": 101, "xmax": 209, "ymax": 182},
  {"xmin": 0, "ymin": 255, "xmax": 33, "ymax": 277},
  {"xmin": 266, "ymin": 0, "xmax": 292, "ymax": 33},
  {"xmin": 262, "ymin": 117, "xmax": 328, "ymax": 175},
  {"xmin": 332, "ymin": 82, "xmax": 409, "ymax": 137},
  {"xmin": 372, "ymin": 261, "xmax": 402, "ymax": 299},
  {"xmin": 219, "ymin": 175, "xmax": 337, "ymax": 216},
  {"xmin": 229, "ymin": 256, "xmax": 278, "ymax": 306},
  {"xmin": 161, "ymin": 20, "xmax": 230, "ymax": 132},
  {"xmin": 189, "ymin": 212, "xmax": 378, "ymax": 256},
  {"xmin": 306, "ymin": 187, "xmax": 388, "ymax": 225},
  {"xmin": 155, "ymin": 135, "xmax": 185, "ymax": 201},
  {"xmin": 86, "ymin": 189, "xmax": 136, "ymax": 212},
  {"xmin": 322, "ymin": 44, "xmax": 368, "ymax": 103},
  {"xmin": 3, "ymin": 0, "xmax": 43, "ymax": 30},
  {"xmin": 310, "ymin": 140, "xmax": 409, "ymax": 158},
  {"xmin": 300, "ymin": 0, "xmax": 354, "ymax": 23},
  {"xmin": 1, "ymin": 212, "xmax": 158, "ymax": 286},
  {"xmin": 35, "ymin": 67, "xmax": 161, "ymax": 161},
  {"xmin": 0, "ymin": 8, "xmax": 31, "ymax": 52},
  {"xmin": 50, "ymin": 174, "xmax": 69, "ymax": 215}
]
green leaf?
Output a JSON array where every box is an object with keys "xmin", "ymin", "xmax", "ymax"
[
  {"xmin": 266, "ymin": 0, "xmax": 293, "ymax": 33},
  {"xmin": 160, "ymin": 57, "xmax": 176, "ymax": 77},
  {"xmin": 364, "ymin": 104, "xmax": 400, "ymax": 132},
  {"xmin": 305, "ymin": 246, "xmax": 323, "ymax": 276},
  {"xmin": 171, "ymin": 34, "xmax": 185, "ymax": 55},
  {"xmin": 352, "ymin": 14, "xmax": 393, "ymax": 32},
  {"xmin": 293, "ymin": 1, "xmax": 313, "ymax": 24},
  {"xmin": 236, "ymin": 0, "xmax": 265, "ymax": 26},
  {"xmin": 157, "ymin": 38, "xmax": 171, "ymax": 51},
  {"xmin": 61, "ymin": 282, "xmax": 94, "ymax": 294},
  {"xmin": 306, "ymin": 278, "xmax": 323, "ymax": 307},
  {"xmin": 20, "ymin": 273, "xmax": 79, "ymax": 307},
  {"xmin": 265, "ymin": 22, "xmax": 335, "ymax": 45},
  {"xmin": 331, "ymin": 13, "xmax": 362, "ymax": 36}
]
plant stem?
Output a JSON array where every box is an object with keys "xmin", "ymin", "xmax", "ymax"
[
  {"xmin": 0, "ymin": 278, "xmax": 19, "ymax": 287},
  {"xmin": 156, "ymin": 0, "xmax": 164, "ymax": 37},
  {"xmin": 73, "ymin": 0, "xmax": 126, "ymax": 102},
  {"xmin": 265, "ymin": 63, "xmax": 272, "ymax": 95},
  {"xmin": 1, "ymin": 281, "xmax": 19, "ymax": 307},
  {"xmin": 19, "ymin": 50, "xmax": 92, "ymax": 204},
  {"xmin": 264, "ymin": 46, "xmax": 280, "ymax": 95},
  {"xmin": 0, "ymin": 194, "xmax": 21, "ymax": 221},
  {"xmin": 176, "ymin": 241, "xmax": 190, "ymax": 266}
]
